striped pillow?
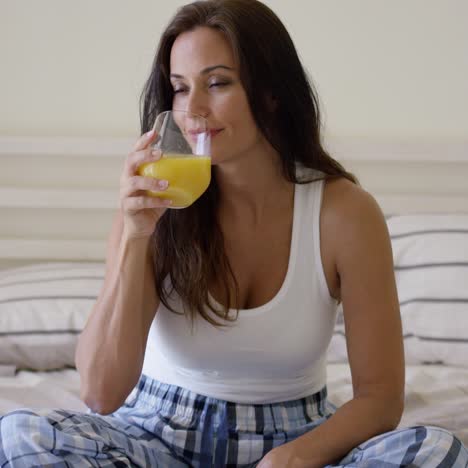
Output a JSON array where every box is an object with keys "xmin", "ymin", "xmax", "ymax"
[
  {"xmin": 0, "ymin": 262, "xmax": 104, "ymax": 371},
  {"xmin": 328, "ymin": 213, "xmax": 468, "ymax": 368}
]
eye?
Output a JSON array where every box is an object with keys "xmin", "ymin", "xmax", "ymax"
[
  {"xmin": 209, "ymin": 81, "xmax": 228, "ymax": 89},
  {"xmin": 173, "ymin": 87, "xmax": 188, "ymax": 95}
]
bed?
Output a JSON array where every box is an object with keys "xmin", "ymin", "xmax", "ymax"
[{"xmin": 0, "ymin": 136, "xmax": 467, "ymax": 446}]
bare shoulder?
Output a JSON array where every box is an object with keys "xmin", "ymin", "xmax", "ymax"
[{"xmin": 321, "ymin": 177, "xmax": 387, "ymax": 243}]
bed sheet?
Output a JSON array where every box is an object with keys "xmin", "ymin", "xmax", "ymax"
[
  {"xmin": 0, "ymin": 364, "xmax": 466, "ymax": 446},
  {"xmin": 0, "ymin": 367, "xmax": 86, "ymax": 415}
]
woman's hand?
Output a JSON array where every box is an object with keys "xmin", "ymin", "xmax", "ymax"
[
  {"xmin": 120, "ymin": 129, "xmax": 172, "ymax": 239},
  {"xmin": 257, "ymin": 442, "xmax": 314, "ymax": 468}
]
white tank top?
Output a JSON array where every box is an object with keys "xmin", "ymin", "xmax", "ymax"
[{"xmin": 142, "ymin": 178, "xmax": 339, "ymax": 403}]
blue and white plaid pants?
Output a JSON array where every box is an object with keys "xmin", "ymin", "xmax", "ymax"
[{"xmin": 0, "ymin": 374, "xmax": 467, "ymax": 467}]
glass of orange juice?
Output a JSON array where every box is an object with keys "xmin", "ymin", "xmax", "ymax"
[{"xmin": 137, "ymin": 110, "xmax": 211, "ymax": 209}]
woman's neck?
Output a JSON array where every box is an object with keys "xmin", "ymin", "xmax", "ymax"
[{"xmin": 214, "ymin": 147, "xmax": 294, "ymax": 227}]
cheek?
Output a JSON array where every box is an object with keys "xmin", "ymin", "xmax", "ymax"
[
  {"xmin": 234, "ymin": 106, "xmax": 261, "ymax": 143},
  {"xmin": 219, "ymin": 95, "xmax": 258, "ymax": 137}
]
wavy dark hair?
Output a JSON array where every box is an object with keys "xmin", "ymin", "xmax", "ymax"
[{"xmin": 139, "ymin": 0, "xmax": 358, "ymax": 327}]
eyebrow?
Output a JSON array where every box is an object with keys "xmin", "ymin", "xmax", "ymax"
[{"xmin": 170, "ymin": 65, "xmax": 234, "ymax": 79}]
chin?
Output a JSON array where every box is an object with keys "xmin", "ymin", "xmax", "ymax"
[{"xmin": 209, "ymin": 150, "xmax": 237, "ymax": 167}]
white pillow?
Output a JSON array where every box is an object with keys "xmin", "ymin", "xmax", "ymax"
[
  {"xmin": 328, "ymin": 213, "xmax": 468, "ymax": 368},
  {"xmin": 0, "ymin": 262, "xmax": 104, "ymax": 371}
]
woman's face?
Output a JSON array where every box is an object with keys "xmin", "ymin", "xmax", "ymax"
[{"xmin": 169, "ymin": 27, "xmax": 264, "ymax": 165}]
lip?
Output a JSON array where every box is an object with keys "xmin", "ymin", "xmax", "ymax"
[
  {"xmin": 187, "ymin": 128, "xmax": 223, "ymax": 138},
  {"xmin": 209, "ymin": 129, "xmax": 223, "ymax": 137}
]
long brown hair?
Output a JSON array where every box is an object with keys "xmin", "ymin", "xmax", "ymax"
[{"xmin": 139, "ymin": 0, "xmax": 358, "ymax": 327}]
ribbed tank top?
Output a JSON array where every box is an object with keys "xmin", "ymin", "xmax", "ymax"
[{"xmin": 142, "ymin": 177, "xmax": 339, "ymax": 403}]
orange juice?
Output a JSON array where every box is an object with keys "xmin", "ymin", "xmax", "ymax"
[{"xmin": 138, "ymin": 154, "xmax": 211, "ymax": 208}]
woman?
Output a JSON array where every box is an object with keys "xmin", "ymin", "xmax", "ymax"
[{"xmin": 1, "ymin": 0, "xmax": 467, "ymax": 466}]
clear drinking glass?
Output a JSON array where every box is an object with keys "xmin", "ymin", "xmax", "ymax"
[{"xmin": 138, "ymin": 110, "xmax": 211, "ymax": 209}]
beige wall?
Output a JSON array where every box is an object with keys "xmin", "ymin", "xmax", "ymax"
[{"xmin": 1, "ymin": 0, "xmax": 467, "ymax": 141}]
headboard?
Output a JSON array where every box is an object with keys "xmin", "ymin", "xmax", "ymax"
[{"xmin": 1, "ymin": 136, "xmax": 467, "ymax": 270}]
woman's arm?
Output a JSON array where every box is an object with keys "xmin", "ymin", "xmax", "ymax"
[
  {"xmin": 76, "ymin": 131, "xmax": 169, "ymax": 415},
  {"xmin": 75, "ymin": 210, "xmax": 159, "ymax": 415},
  {"xmin": 262, "ymin": 179, "xmax": 405, "ymax": 467}
]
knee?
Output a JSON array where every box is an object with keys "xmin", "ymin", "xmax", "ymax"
[
  {"xmin": 422, "ymin": 425, "xmax": 459, "ymax": 445},
  {"xmin": 414, "ymin": 426, "xmax": 467, "ymax": 466},
  {"xmin": 0, "ymin": 410, "xmax": 46, "ymax": 457}
]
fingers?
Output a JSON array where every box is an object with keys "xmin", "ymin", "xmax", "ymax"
[
  {"xmin": 125, "ymin": 146, "xmax": 162, "ymax": 178},
  {"xmin": 118, "ymin": 131, "xmax": 171, "ymax": 219},
  {"xmin": 133, "ymin": 129, "xmax": 157, "ymax": 152},
  {"xmin": 121, "ymin": 195, "xmax": 172, "ymax": 214},
  {"xmin": 120, "ymin": 175, "xmax": 169, "ymax": 199}
]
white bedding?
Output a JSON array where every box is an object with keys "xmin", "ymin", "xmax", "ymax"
[
  {"xmin": 0, "ymin": 364, "xmax": 466, "ymax": 446},
  {"xmin": 0, "ymin": 368, "xmax": 85, "ymax": 414}
]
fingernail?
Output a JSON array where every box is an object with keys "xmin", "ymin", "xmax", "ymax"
[
  {"xmin": 152, "ymin": 149, "xmax": 161, "ymax": 157},
  {"xmin": 158, "ymin": 180, "xmax": 168, "ymax": 189},
  {"xmin": 146, "ymin": 129, "xmax": 155, "ymax": 137},
  {"xmin": 164, "ymin": 199, "xmax": 172, "ymax": 206}
]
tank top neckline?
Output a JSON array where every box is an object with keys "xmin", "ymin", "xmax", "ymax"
[{"xmin": 207, "ymin": 182, "xmax": 301, "ymax": 317}]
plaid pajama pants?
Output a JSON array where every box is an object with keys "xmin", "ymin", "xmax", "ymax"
[{"xmin": 0, "ymin": 373, "xmax": 467, "ymax": 467}]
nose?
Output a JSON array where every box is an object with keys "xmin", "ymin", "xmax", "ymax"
[{"xmin": 185, "ymin": 88, "xmax": 209, "ymax": 118}]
